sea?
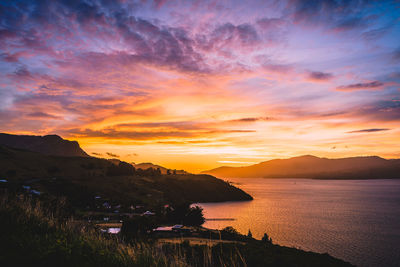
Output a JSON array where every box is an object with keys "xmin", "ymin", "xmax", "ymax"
[{"xmin": 196, "ymin": 178, "xmax": 400, "ymax": 267}]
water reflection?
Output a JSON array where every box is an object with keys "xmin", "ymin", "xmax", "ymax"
[{"xmin": 196, "ymin": 178, "xmax": 400, "ymax": 267}]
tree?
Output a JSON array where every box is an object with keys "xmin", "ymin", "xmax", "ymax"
[
  {"xmin": 165, "ymin": 203, "xmax": 205, "ymax": 226},
  {"xmin": 262, "ymin": 233, "xmax": 272, "ymax": 244},
  {"xmin": 121, "ymin": 216, "xmax": 156, "ymax": 240},
  {"xmin": 106, "ymin": 161, "xmax": 135, "ymax": 176},
  {"xmin": 247, "ymin": 229, "xmax": 252, "ymax": 238},
  {"xmin": 184, "ymin": 206, "xmax": 205, "ymax": 226},
  {"xmin": 220, "ymin": 226, "xmax": 239, "ymax": 240}
]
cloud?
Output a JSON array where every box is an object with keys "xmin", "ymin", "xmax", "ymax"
[
  {"xmin": 308, "ymin": 71, "xmax": 334, "ymax": 82},
  {"xmin": 229, "ymin": 117, "xmax": 272, "ymax": 122},
  {"xmin": 67, "ymin": 128, "xmax": 199, "ymax": 140},
  {"xmin": 347, "ymin": 128, "xmax": 391, "ymax": 133},
  {"xmin": 362, "ymin": 26, "xmax": 391, "ymax": 41},
  {"xmin": 336, "ymin": 81, "xmax": 384, "ymax": 91},
  {"xmin": 356, "ymin": 100, "xmax": 400, "ymax": 121},
  {"xmin": 0, "ymin": 0, "xmax": 399, "ymax": 167},
  {"xmin": 113, "ymin": 121, "xmax": 204, "ymax": 131},
  {"xmin": 333, "ymin": 17, "xmax": 365, "ymax": 32},
  {"xmin": 393, "ymin": 47, "xmax": 400, "ymax": 61},
  {"xmin": 27, "ymin": 112, "xmax": 60, "ymax": 119},
  {"xmin": 288, "ymin": 0, "xmax": 376, "ymax": 32},
  {"xmin": 0, "ymin": 1, "xmax": 211, "ymax": 74},
  {"xmin": 13, "ymin": 66, "xmax": 33, "ymax": 80},
  {"xmin": 1, "ymin": 52, "xmax": 22, "ymax": 62},
  {"xmin": 256, "ymin": 18, "xmax": 286, "ymax": 30},
  {"xmin": 196, "ymin": 22, "xmax": 260, "ymax": 53},
  {"xmin": 106, "ymin": 152, "xmax": 120, "ymax": 158}
]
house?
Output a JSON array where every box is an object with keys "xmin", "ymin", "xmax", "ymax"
[
  {"xmin": 152, "ymin": 226, "xmax": 175, "ymax": 237},
  {"xmin": 107, "ymin": 228, "xmax": 121, "ymax": 234},
  {"xmin": 153, "ymin": 226, "xmax": 173, "ymax": 232}
]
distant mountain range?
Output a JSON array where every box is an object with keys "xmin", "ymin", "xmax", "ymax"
[
  {"xmin": 202, "ymin": 155, "xmax": 400, "ymax": 179},
  {"xmin": 0, "ymin": 133, "xmax": 89, "ymax": 157}
]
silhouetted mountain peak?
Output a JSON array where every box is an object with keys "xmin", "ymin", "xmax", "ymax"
[
  {"xmin": 42, "ymin": 134, "xmax": 63, "ymax": 141},
  {"xmin": 0, "ymin": 133, "xmax": 89, "ymax": 157}
]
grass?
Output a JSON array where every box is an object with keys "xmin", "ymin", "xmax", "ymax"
[{"xmin": 0, "ymin": 193, "xmax": 245, "ymax": 267}]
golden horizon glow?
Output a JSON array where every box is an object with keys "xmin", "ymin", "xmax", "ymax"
[{"xmin": 1, "ymin": 1, "xmax": 399, "ymax": 173}]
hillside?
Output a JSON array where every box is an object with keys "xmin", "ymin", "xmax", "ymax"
[
  {"xmin": 0, "ymin": 145, "xmax": 252, "ymax": 208},
  {"xmin": 202, "ymin": 155, "xmax": 400, "ymax": 179},
  {"xmin": 0, "ymin": 133, "xmax": 89, "ymax": 157}
]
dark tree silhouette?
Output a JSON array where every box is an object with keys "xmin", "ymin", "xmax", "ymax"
[
  {"xmin": 262, "ymin": 233, "xmax": 272, "ymax": 244},
  {"xmin": 184, "ymin": 205, "xmax": 205, "ymax": 226},
  {"xmin": 165, "ymin": 203, "xmax": 205, "ymax": 226},
  {"xmin": 247, "ymin": 229, "xmax": 252, "ymax": 238},
  {"xmin": 121, "ymin": 216, "xmax": 156, "ymax": 239}
]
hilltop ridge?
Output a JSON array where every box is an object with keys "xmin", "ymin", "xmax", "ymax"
[
  {"xmin": 0, "ymin": 133, "xmax": 89, "ymax": 157},
  {"xmin": 202, "ymin": 155, "xmax": 400, "ymax": 179}
]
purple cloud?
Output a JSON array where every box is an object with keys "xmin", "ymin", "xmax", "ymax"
[
  {"xmin": 308, "ymin": 71, "xmax": 334, "ymax": 81},
  {"xmin": 230, "ymin": 117, "xmax": 272, "ymax": 122},
  {"xmin": 347, "ymin": 128, "xmax": 390, "ymax": 133},
  {"xmin": 337, "ymin": 81, "xmax": 384, "ymax": 91}
]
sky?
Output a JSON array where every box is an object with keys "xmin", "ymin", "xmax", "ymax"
[{"xmin": 0, "ymin": 0, "xmax": 399, "ymax": 172}]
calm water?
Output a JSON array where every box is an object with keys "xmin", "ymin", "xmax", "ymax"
[{"xmin": 196, "ymin": 178, "xmax": 400, "ymax": 267}]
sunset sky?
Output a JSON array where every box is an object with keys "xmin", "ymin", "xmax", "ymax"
[{"xmin": 0, "ymin": 0, "xmax": 399, "ymax": 172}]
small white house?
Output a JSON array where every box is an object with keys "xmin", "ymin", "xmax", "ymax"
[{"xmin": 153, "ymin": 226, "xmax": 173, "ymax": 232}]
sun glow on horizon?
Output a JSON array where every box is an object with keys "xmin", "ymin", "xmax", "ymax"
[{"xmin": 1, "ymin": 0, "xmax": 399, "ymax": 172}]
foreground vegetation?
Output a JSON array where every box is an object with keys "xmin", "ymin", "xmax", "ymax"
[{"xmin": 0, "ymin": 193, "xmax": 354, "ymax": 267}]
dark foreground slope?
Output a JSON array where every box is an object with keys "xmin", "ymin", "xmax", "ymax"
[
  {"xmin": 203, "ymin": 155, "xmax": 400, "ymax": 179},
  {"xmin": 0, "ymin": 195, "xmax": 354, "ymax": 267},
  {"xmin": 0, "ymin": 145, "xmax": 252, "ymax": 208},
  {"xmin": 0, "ymin": 133, "xmax": 89, "ymax": 157}
]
